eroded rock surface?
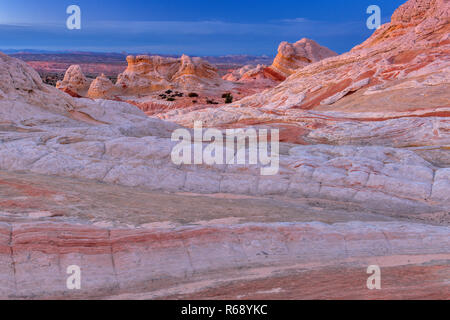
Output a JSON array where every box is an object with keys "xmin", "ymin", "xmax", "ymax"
[
  {"xmin": 0, "ymin": 171, "xmax": 448, "ymax": 299},
  {"xmin": 0, "ymin": 0, "xmax": 449, "ymax": 300}
]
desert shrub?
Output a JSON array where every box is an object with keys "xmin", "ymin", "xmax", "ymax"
[
  {"xmin": 165, "ymin": 90, "xmax": 173, "ymax": 94},
  {"xmin": 225, "ymin": 95, "xmax": 233, "ymax": 104},
  {"xmin": 167, "ymin": 97, "xmax": 176, "ymax": 101},
  {"xmin": 188, "ymin": 92, "xmax": 199, "ymax": 98},
  {"xmin": 222, "ymin": 92, "xmax": 233, "ymax": 103}
]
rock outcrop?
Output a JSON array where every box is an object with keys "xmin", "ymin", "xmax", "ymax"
[
  {"xmin": 271, "ymin": 38, "xmax": 338, "ymax": 78},
  {"xmin": 87, "ymin": 73, "xmax": 117, "ymax": 99},
  {"xmin": 56, "ymin": 65, "xmax": 91, "ymax": 97},
  {"xmin": 223, "ymin": 38, "xmax": 338, "ymax": 83},
  {"xmin": 223, "ymin": 0, "xmax": 449, "ymax": 111},
  {"xmin": 223, "ymin": 64, "xmax": 284, "ymax": 83},
  {"xmin": 115, "ymin": 54, "xmax": 228, "ymax": 95},
  {"xmin": 1, "ymin": 213, "xmax": 448, "ymax": 299}
]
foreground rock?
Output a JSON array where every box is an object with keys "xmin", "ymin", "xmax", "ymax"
[
  {"xmin": 0, "ymin": 171, "xmax": 448, "ymax": 299},
  {"xmin": 1, "ymin": 218, "xmax": 448, "ymax": 299}
]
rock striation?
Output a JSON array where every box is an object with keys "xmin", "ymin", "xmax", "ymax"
[{"xmin": 0, "ymin": 217, "xmax": 448, "ymax": 299}]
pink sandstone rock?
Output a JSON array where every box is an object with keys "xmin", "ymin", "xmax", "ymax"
[
  {"xmin": 115, "ymin": 54, "xmax": 229, "ymax": 96},
  {"xmin": 56, "ymin": 65, "xmax": 91, "ymax": 97},
  {"xmin": 223, "ymin": 38, "xmax": 337, "ymax": 83},
  {"xmin": 0, "ymin": 219, "xmax": 448, "ymax": 299},
  {"xmin": 271, "ymin": 38, "xmax": 338, "ymax": 78},
  {"xmin": 87, "ymin": 73, "xmax": 117, "ymax": 99},
  {"xmin": 218, "ymin": 0, "xmax": 450, "ymax": 111}
]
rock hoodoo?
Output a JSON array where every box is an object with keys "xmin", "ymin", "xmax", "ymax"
[{"xmin": 56, "ymin": 64, "xmax": 91, "ymax": 97}]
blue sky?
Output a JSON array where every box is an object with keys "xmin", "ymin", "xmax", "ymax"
[{"xmin": 0, "ymin": 0, "xmax": 405, "ymax": 56}]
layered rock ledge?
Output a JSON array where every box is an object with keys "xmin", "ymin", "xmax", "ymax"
[{"xmin": 1, "ymin": 218, "xmax": 448, "ymax": 299}]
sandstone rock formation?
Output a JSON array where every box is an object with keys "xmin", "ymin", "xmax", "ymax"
[
  {"xmin": 164, "ymin": 0, "xmax": 449, "ymax": 151},
  {"xmin": 0, "ymin": 0, "xmax": 449, "ymax": 299},
  {"xmin": 223, "ymin": 64, "xmax": 265, "ymax": 82},
  {"xmin": 271, "ymin": 38, "xmax": 338, "ymax": 78},
  {"xmin": 223, "ymin": 64, "xmax": 283, "ymax": 83},
  {"xmin": 223, "ymin": 38, "xmax": 338, "ymax": 83},
  {"xmin": 223, "ymin": 0, "xmax": 449, "ymax": 111},
  {"xmin": 56, "ymin": 64, "xmax": 91, "ymax": 97},
  {"xmin": 115, "ymin": 54, "xmax": 229, "ymax": 95},
  {"xmin": 0, "ymin": 207, "xmax": 448, "ymax": 299},
  {"xmin": 87, "ymin": 73, "xmax": 117, "ymax": 99},
  {"xmin": 1, "ymin": 47, "xmax": 449, "ymax": 216}
]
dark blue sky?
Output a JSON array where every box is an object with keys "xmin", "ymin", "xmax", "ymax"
[{"xmin": 0, "ymin": 0, "xmax": 405, "ymax": 56}]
